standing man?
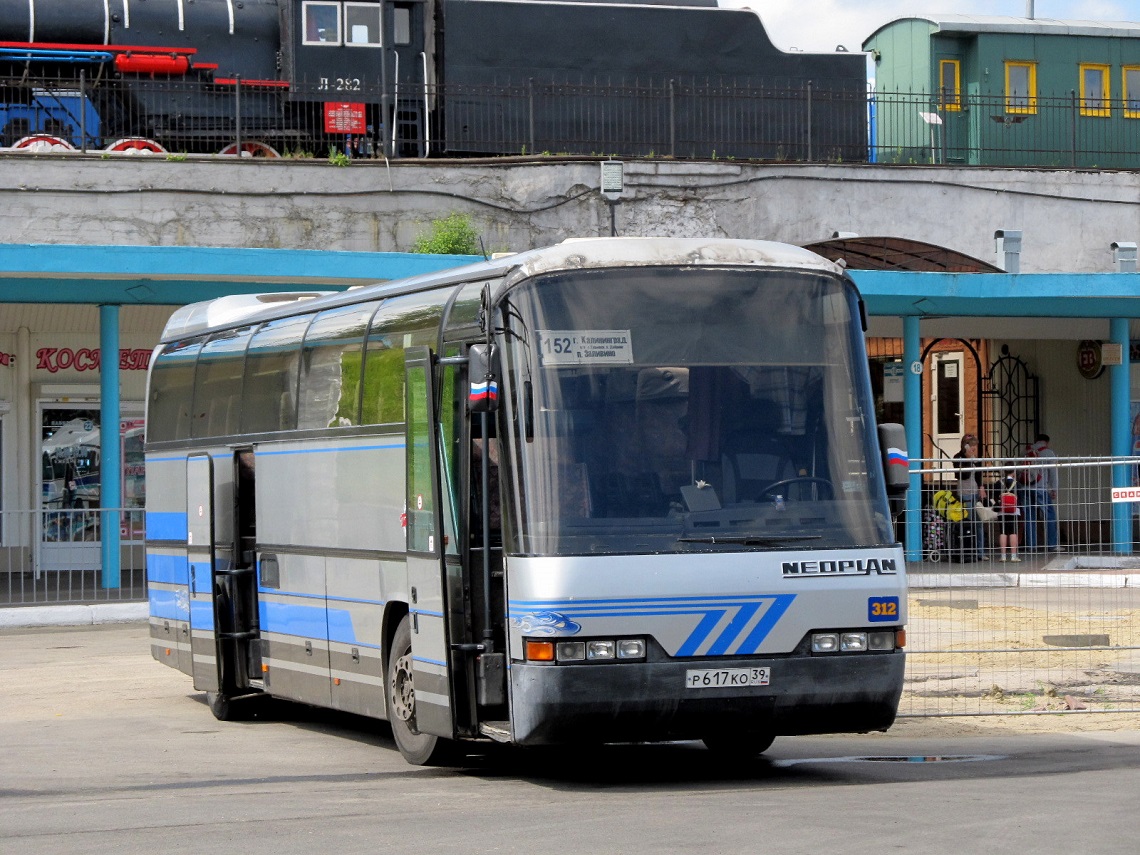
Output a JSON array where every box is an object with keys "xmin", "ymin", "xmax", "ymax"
[{"xmin": 1033, "ymin": 433, "xmax": 1060, "ymax": 552}]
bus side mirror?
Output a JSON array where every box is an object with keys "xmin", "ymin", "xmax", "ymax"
[
  {"xmin": 468, "ymin": 343, "xmax": 499, "ymax": 413},
  {"xmin": 879, "ymin": 422, "xmax": 909, "ymax": 496}
]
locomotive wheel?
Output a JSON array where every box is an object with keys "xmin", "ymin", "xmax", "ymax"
[
  {"xmin": 105, "ymin": 137, "xmax": 167, "ymax": 155},
  {"xmin": 219, "ymin": 141, "xmax": 281, "ymax": 158},
  {"xmin": 12, "ymin": 135, "xmax": 74, "ymax": 152}
]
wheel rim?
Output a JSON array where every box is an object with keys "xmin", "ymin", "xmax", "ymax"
[
  {"xmin": 390, "ymin": 650, "xmax": 416, "ymax": 724},
  {"xmin": 219, "ymin": 141, "xmax": 281, "ymax": 158},
  {"xmin": 12, "ymin": 135, "xmax": 74, "ymax": 152},
  {"xmin": 106, "ymin": 138, "xmax": 167, "ymax": 155}
]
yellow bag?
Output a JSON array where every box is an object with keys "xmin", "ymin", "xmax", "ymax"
[{"xmin": 932, "ymin": 489, "xmax": 968, "ymax": 522}]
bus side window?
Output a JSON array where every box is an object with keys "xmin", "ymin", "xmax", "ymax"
[
  {"xmin": 297, "ymin": 303, "xmax": 379, "ymax": 430},
  {"xmin": 361, "ymin": 293, "xmax": 446, "ymax": 426},
  {"xmin": 242, "ymin": 315, "xmax": 312, "ymax": 434}
]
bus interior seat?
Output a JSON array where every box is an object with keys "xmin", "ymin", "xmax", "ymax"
[{"xmin": 721, "ymin": 433, "xmax": 797, "ymax": 503}]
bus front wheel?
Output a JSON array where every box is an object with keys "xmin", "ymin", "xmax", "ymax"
[{"xmin": 387, "ymin": 615, "xmax": 457, "ymax": 766}]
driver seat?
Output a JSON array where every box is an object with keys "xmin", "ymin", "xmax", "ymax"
[{"xmin": 721, "ymin": 432, "xmax": 797, "ymax": 503}]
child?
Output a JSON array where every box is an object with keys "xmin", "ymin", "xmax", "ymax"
[{"xmin": 998, "ymin": 475, "xmax": 1021, "ymax": 562}]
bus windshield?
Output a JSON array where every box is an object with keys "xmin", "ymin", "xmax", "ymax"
[{"xmin": 497, "ymin": 266, "xmax": 894, "ymax": 556}]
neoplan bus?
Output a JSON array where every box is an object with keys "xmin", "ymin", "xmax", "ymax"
[{"xmin": 145, "ymin": 237, "xmax": 909, "ymax": 765}]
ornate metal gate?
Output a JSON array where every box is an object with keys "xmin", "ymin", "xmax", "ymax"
[{"xmin": 982, "ymin": 345, "xmax": 1039, "ymax": 459}]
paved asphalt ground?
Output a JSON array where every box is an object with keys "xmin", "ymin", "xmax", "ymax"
[{"xmin": 2, "ymin": 621, "xmax": 1140, "ymax": 854}]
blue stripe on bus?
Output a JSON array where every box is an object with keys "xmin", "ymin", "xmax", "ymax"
[
  {"xmin": 256, "ymin": 442, "xmax": 405, "ymax": 456},
  {"xmin": 147, "ymin": 552, "xmax": 188, "ymax": 585},
  {"xmin": 509, "ymin": 594, "xmax": 798, "ymax": 657},
  {"xmin": 510, "ymin": 593, "xmax": 781, "ymax": 607},
  {"xmin": 675, "ymin": 610, "xmax": 728, "ymax": 657},
  {"xmin": 258, "ymin": 600, "xmax": 381, "ymax": 648},
  {"xmin": 147, "ymin": 511, "xmax": 187, "ymax": 541},
  {"xmin": 705, "ymin": 601, "xmax": 762, "ymax": 656},
  {"xmin": 189, "ymin": 598, "xmax": 215, "ymax": 631},
  {"xmin": 736, "ymin": 595, "xmax": 796, "ymax": 655},
  {"xmin": 149, "ymin": 587, "xmax": 189, "ymax": 621},
  {"xmin": 413, "ymin": 655, "xmax": 447, "ymax": 668}
]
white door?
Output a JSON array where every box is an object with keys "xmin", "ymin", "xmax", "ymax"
[
  {"xmin": 38, "ymin": 404, "xmax": 102, "ymax": 573},
  {"xmin": 931, "ymin": 352, "xmax": 965, "ymax": 465}
]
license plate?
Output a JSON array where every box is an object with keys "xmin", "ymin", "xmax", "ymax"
[{"xmin": 685, "ymin": 667, "xmax": 771, "ymax": 689}]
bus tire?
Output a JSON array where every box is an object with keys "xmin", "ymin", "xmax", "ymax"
[
  {"xmin": 206, "ymin": 690, "xmax": 237, "ymax": 721},
  {"xmin": 703, "ymin": 731, "xmax": 776, "ymax": 757},
  {"xmin": 387, "ymin": 615, "xmax": 458, "ymax": 766}
]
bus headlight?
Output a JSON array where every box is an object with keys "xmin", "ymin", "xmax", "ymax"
[
  {"xmin": 556, "ymin": 641, "xmax": 586, "ymax": 661},
  {"xmin": 869, "ymin": 631, "xmax": 896, "ymax": 651},
  {"xmin": 812, "ymin": 630, "xmax": 900, "ymax": 653},
  {"xmin": 586, "ymin": 640, "xmax": 616, "ymax": 660},
  {"xmin": 811, "ymin": 633, "xmax": 839, "ymax": 653},
  {"xmin": 617, "ymin": 639, "xmax": 646, "ymax": 659}
]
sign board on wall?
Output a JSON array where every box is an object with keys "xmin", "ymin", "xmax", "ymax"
[{"xmin": 882, "ymin": 362, "xmax": 904, "ymax": 403}]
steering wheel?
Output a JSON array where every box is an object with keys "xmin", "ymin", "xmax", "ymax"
[{"xmin": 757, "ymin": 477, "xmax": 834, "ymax": 502}]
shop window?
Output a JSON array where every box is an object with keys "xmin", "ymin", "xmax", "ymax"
[
  {"xmin": 939, "ymin": 60, "xmax": 961, "ymax": 111},
  {"xmin": 1124, "ymin": 67, "xmax": 1140, "ymax": 118},
  {"xmin": 1079, "ymin": 63, "xmax": 1111, "ymax": 117},
  {"xmin": 303, "ymin": 1, "xmax": 342, "ymax": 45},
  {"xmin": 1005, "ymin": 61, "xmax": 1037, "ymax": 115},
  {"xmin": 345, "ymin": 3, "xmax": 382, "ymax": 46}
]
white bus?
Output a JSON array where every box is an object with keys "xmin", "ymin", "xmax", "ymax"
[{"xmin": 145, "ymin": 238, "xmax": 908, "ymax": 765}]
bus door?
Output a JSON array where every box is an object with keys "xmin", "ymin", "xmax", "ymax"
[
  {"xmin": 403, "ymin": 346, "xmax": 455, "ymax": 739},
  {"xmin": 186, "ymin": 454, "xmax": 220, "ymax": 693}
]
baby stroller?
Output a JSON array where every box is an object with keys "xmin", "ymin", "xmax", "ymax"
[
  {"xmin": 928, "ymin": 489, "xmax": 978, "ymax": 563},
  {"xmin": 923, "ymin": 507, "xmax": 948, "ymax": 562}
]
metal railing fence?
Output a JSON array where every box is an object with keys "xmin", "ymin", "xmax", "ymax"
[
  {"xmin": 0, "ymin": 508, "xmax": 146, "ymax": 606},
  {"xmin": 4, "ymin": 459, "xmax": 1140, "ymax": 720},
  {"xmin": 6, "ymin": 71, "xmax": 1140, "ymax": 168},
  {"xmin": 900, "ymin": 456, "xmax": 1140, "ymax": 718}
]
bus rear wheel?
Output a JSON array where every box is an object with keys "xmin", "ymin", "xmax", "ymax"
[
  {"xmin": 387, "ymin": 616, "xmax": 458, "ymax": 766},
  {"xmin": 703, "ymin": 731, "xmax": 776, "ymax": 757}
]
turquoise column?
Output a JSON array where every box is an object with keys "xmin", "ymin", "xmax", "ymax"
[
  {"xmin": 1111, "ymin": 317, "xmax": 1132, "ymax": 555},
  {"xmin": 100, "ymin": 305, "xmax": 122, "ymax": 588},
  {"xmin": 903, "ymin": 315, "xmax": 922, "ymax": 561}
]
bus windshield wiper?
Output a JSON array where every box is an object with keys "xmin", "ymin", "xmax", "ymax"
[{"xmin": 678, "ymin": 534, "xmax": 823, "ymax": 546}]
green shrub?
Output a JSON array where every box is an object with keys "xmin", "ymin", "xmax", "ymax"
[{"xmin": 412, "ymin": 212, "xmax": 480, "ymax": 255}]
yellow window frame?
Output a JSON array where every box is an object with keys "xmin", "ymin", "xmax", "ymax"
[
  {"xmin": 939, "ymin": 60, "xmax": 961, "ymax": 111},
  {"xmin": 1005, "ymin": 61, "xmax": 1037, "ymax": 115},
  {"xmin": 1124, "ymin": 66, "xmax": 1140, "ymax": 118},
  {"xmin": 1079, "ymin": 63, "xmax": 1111, "ymax": 117}
]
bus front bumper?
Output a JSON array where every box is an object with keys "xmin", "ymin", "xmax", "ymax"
[{"xmin": 506, "ymin": 651, "xmax": 905, "ymax": 746}]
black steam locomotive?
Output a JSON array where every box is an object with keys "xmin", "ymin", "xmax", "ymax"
[{"xmin": 0, "ymin": 0, "xmax": 868, "ymax": 158}]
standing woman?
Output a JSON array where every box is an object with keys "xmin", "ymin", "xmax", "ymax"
[{"xmin": 953, "ymin": 434, "xmax": 987, "ymax": 559}]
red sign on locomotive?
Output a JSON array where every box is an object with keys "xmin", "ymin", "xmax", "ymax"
[{"xmin": 324, "ymin": 102, "xmax": 367, "ymax": 135}]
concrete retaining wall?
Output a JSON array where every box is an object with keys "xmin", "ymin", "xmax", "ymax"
[{"xmin": 3, "ymin": 153, "xmax": 1139, "ymax": 272}]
